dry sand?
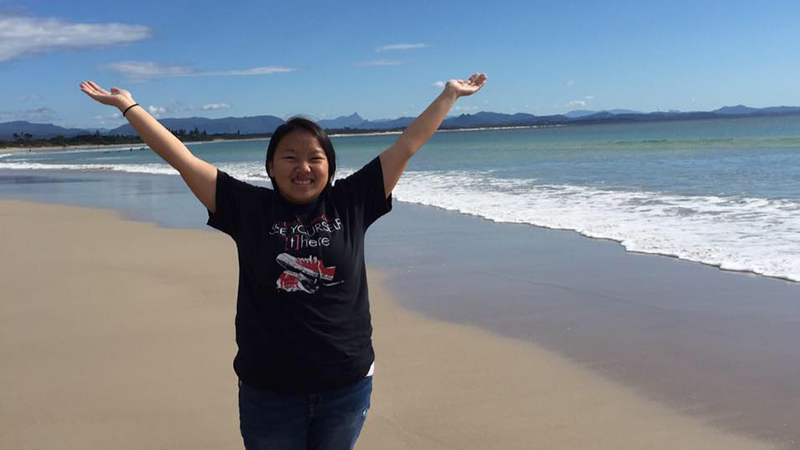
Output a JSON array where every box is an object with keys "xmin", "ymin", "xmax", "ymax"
[{"xmin": 0, "ymin": 200, "xmax": 785, "ymax": 449}]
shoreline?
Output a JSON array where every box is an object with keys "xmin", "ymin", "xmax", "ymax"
[
  {"xmin": 0, "ymin": 137, "xmax": 266, "ymax": 155},
  {"xmin": 392, "ymin": 200, "xmax": 799, "ymax": 284},
  {"xmin": 3, "ymin": 170, "xmax": 800, "ymax": 446},
  {"xmin": 367, "ymin": 201, "xmax": 800, "ymax": 447},
  {"xmin": 0, "ymin": 166, "xmax": 793, "ymax": 284},
  {"xmin": 5, "ymin": 106, "xmax": 800, "ymax": 155},
  {"xmin": 0, "ymin": 124, "xmax": 555, "ymax": 155},
  {"xmin": 1, "ymin": 199, "xmax": 786, "ymax": 449},
  {"xmin": 0, "ymin": 141, "xmax": 150, "ymax": 155}
]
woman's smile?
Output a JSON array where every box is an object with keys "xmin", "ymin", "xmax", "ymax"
[{"xmin": 268, "ymin": 129, "xmax": 330, "ymax": 204}]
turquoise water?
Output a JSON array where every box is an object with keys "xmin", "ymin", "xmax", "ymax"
[{"xmin": 2, "ymin": 115, "xmax": 800, "ymax": 280}]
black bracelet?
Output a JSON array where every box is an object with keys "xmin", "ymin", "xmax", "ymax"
[{"xmin": 122, "ymin": 103, "xmax": 139, "ymax": 117}]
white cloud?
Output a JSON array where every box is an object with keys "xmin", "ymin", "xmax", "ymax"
[
  {"xmin": 166, "ymin": 98, "xmax": 187, "ymax": 110},
  {"xmin": 138, "ymin": 99, "xmax": 228, "ymax": 113},
  {"xmin": 105, "ymin": 62, "xmax": 193, "ymax": 82},
  {"xmin": 0, "ymin": 15, "xmax": 151, "ymax": 62},
  {"xmin": 453, "ymin": 105, "xmax": 479, "ymax": 111},
  {"xmin": 433, "ymin": 81, "xmax": 445, "ymax": 88},
  {"xmin": 566, "ymin": 100, "xmax": 586, "ymax": 108},
  {"xmin": 204, "ymin": 67, "xmax": 294, "ymax": 76},
  {"xmin": 0, "ymin": 106, "xmax": 56, "ymax": 122},
  {"xmin": 201, "ymin": 103, "xmax": 230, "ymax": 111},
  {"xmin": 92, "ymin": 111, "xmax": 123, "ymax": 126},
  {"xmin": 93, "ymin": 112, "xmax": 120, "ymax": 120},
  {"xmin": 584, "ymin": 95, "xmax": 595, "ymax": 100},
  {"xmin": 17, "ymin": 94, "xmax": 43, "ymax": 102},
  {"xmin": 376, "ymin": 43, "xmax": 428, "ymax": 52},
  {"xmin": 354, "ymin": 60, "xmax": 403, "ymax": 66},
  {"xmin": 104, "ymin": 61, "xmax": 296, "ymax": 82},
  {"xmin": 148, "ymin": 105, "xmax": 166, "ymax": 117},
  {"xmin": 566, "ymin": 80, "xmax": 575, "ymax": 87}
]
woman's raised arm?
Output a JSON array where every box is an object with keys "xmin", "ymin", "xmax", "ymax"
[
  {"xmin": 379, "ymin": 73, "xmax": 487, "ymax": 198},
  {"xmin": 80, "ymin": 81, "xmax": 219, "ymax": 212}
]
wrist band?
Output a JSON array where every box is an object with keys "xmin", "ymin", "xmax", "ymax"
[{"xmin": 122, "ymin": 103, "xmax": 139, "ymax": 117}]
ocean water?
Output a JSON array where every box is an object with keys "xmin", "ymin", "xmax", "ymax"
[{"xmin": 2, "ymin": 115, "xmax": 799, "ymax": 281}]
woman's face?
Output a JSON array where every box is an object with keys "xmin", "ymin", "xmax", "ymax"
[{"xmin": 267, "ymin": 130, "xmax": 330, "ymax": 204}]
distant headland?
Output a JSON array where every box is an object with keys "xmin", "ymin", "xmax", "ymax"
[{"xmin": 2, "ymin": 105, "xmax": 799, "ymax": 150}]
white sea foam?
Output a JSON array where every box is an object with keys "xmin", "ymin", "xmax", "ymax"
[
  {"xmin": 0, "ymin": 160, "xmax": 274, "ymax": 183},
  {"xmin": 217, "ymin": 162, "xmax": 272, "ymax": 185},
  {"xmin": 393, "ymin": 171, "xmax": 800, "ymax": 282},
  {"xmin": 0, "ymin": 161, "xmax": 177, "ymax": 174},
  {"xmin": 3, "ymin": 159, "xmax": 797, "ymax": 281}
]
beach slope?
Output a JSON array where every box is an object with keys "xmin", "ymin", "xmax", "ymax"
[{"xmin": 0, "ymin": 200, "xmax": 782, "ymax": 449}]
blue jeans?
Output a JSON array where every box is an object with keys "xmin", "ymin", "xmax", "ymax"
[{"xmin": 238, "ymin": 376, "xmax": 372, "ymax": 450}]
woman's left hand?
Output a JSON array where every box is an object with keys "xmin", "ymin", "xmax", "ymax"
[{"xmin": 446, "ymin": 73, "xmax": 488, "ymax": 98}]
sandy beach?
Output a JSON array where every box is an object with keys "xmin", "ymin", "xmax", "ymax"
[
  {"xmin": 0, "ymin": 142, "xmax": 148, "ymax": 155},
  {"xmin": 0, "ymin": 137, "xmax": 276, "ymax": 155},
  {"xmin": 1, "ymin": 199, "xmax": 788, "ymax": 449}
]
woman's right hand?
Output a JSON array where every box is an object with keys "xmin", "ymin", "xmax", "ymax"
[{"xmin": 80, "ymin": 81, "xmax": 136, "ymax": 112}]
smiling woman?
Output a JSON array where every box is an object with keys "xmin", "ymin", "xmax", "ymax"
[
  {"xmin": 266, "ymin": 117, "xmax": 336, "ymax": 205},
  {"xmin": 80, "ymin": 73, "xmax": 487, "ymax": 450}
]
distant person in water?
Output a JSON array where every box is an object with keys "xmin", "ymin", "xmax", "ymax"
[{"xmin": 81, "ymin": 72, "xmax": 487, "ymax": 450}]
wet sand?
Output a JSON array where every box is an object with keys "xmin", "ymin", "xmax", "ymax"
[
  {"xmin": 368, "ymin": 202, "xmax": 800, "ymax": 447},
  {"xmin": 0, "ymin": 199, "xmax": 787, "ymax": 449}
]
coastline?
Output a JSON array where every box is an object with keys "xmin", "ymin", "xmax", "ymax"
[
  {"xmin": 0, "ymin": 124, "xmax": 555, "ymax": 155},
  {"xmin": 6, "ymin": 105, "xmax": 800, "ymax": 155},
  {"xmin": 0, "ymin": 142, "xmax": 150, "ymax": 155},
  {"xmin": 2, "ymin": 163, "xmax": 800, "ymax": 446},
  {"xmin": 0, "ymin": 137, "xmax": 268, "ymax": 155},
  {"xmin": 1, "ymin": 199, "xmax": 786, "ymax": 450},
  {"xmin": 367, "ymin": 201, "xmax": 800, "ymax": 446}
]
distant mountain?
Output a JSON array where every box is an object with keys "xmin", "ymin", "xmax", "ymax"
[
  {"xmin": 713, "ymin": 105, "xmax": 800, "ymax": 115},
  {"xmin": 444, "ymin": 112, "xmax": 543, "ymax": 128},
  {"xmin": 759, "ymin": 106, "xmax": 800, "ymax": 114},
  {"xmin": 0, "ymin": 121, "xmax": 90, "ymax": 139},
  {"xmin": 108, "ymin": 115, "xmax": 284, "ymax": 135},
  {"xmin": 564, "ymin": 110, "xmax": 596, "ymax": 118},
  {"xmin": 4, "ymin": 105, "xmax": 800, "ymax": 141},
  {"xmin": 357, "ymin": 117, "xmax": 416, "ymax": 130},
  {"xmin": 611, "ymin": 109, "xmax": 644, "ymax": 115},
  {"xmin": 565, "ymin": 109, "xmax": 642, "ymax": 118},
  {"xmin": 317, "ymin": 113, "xmax": 365, "ymax": 129}
]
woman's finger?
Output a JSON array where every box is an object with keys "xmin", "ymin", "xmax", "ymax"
[
  {"xmin": 470, "ymin": 74, "xmax": 486, "ymax": 88},
  {"xmin": 89, "ymin": 81, "xmax": 109, "ymax": 95},
  {"xmin": 81, "ymin": 83, "xmax": 97, "ymax": 95}
]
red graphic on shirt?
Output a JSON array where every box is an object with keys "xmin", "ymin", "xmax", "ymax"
[
  {"xmin": 275, "ymin": 253, "xmax": 339, "ymax": 294},
  {"xmin": 277, "ymin": 272, "xmax": 308, "ymax": 293}
]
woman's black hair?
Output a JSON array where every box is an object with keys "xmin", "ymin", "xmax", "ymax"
[{"xmin": 265, "ymin": 116, "xmax": 337, "ymax": 190}]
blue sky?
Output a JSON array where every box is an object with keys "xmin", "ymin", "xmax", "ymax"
[{"xmin": 2, "ymin": 0, "xmax": 799, "ymax": 129}]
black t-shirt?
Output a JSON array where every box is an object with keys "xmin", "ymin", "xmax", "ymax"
[{"xmin": 207, "ymin": 157, "xmax": 392, "ymax": 393}]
